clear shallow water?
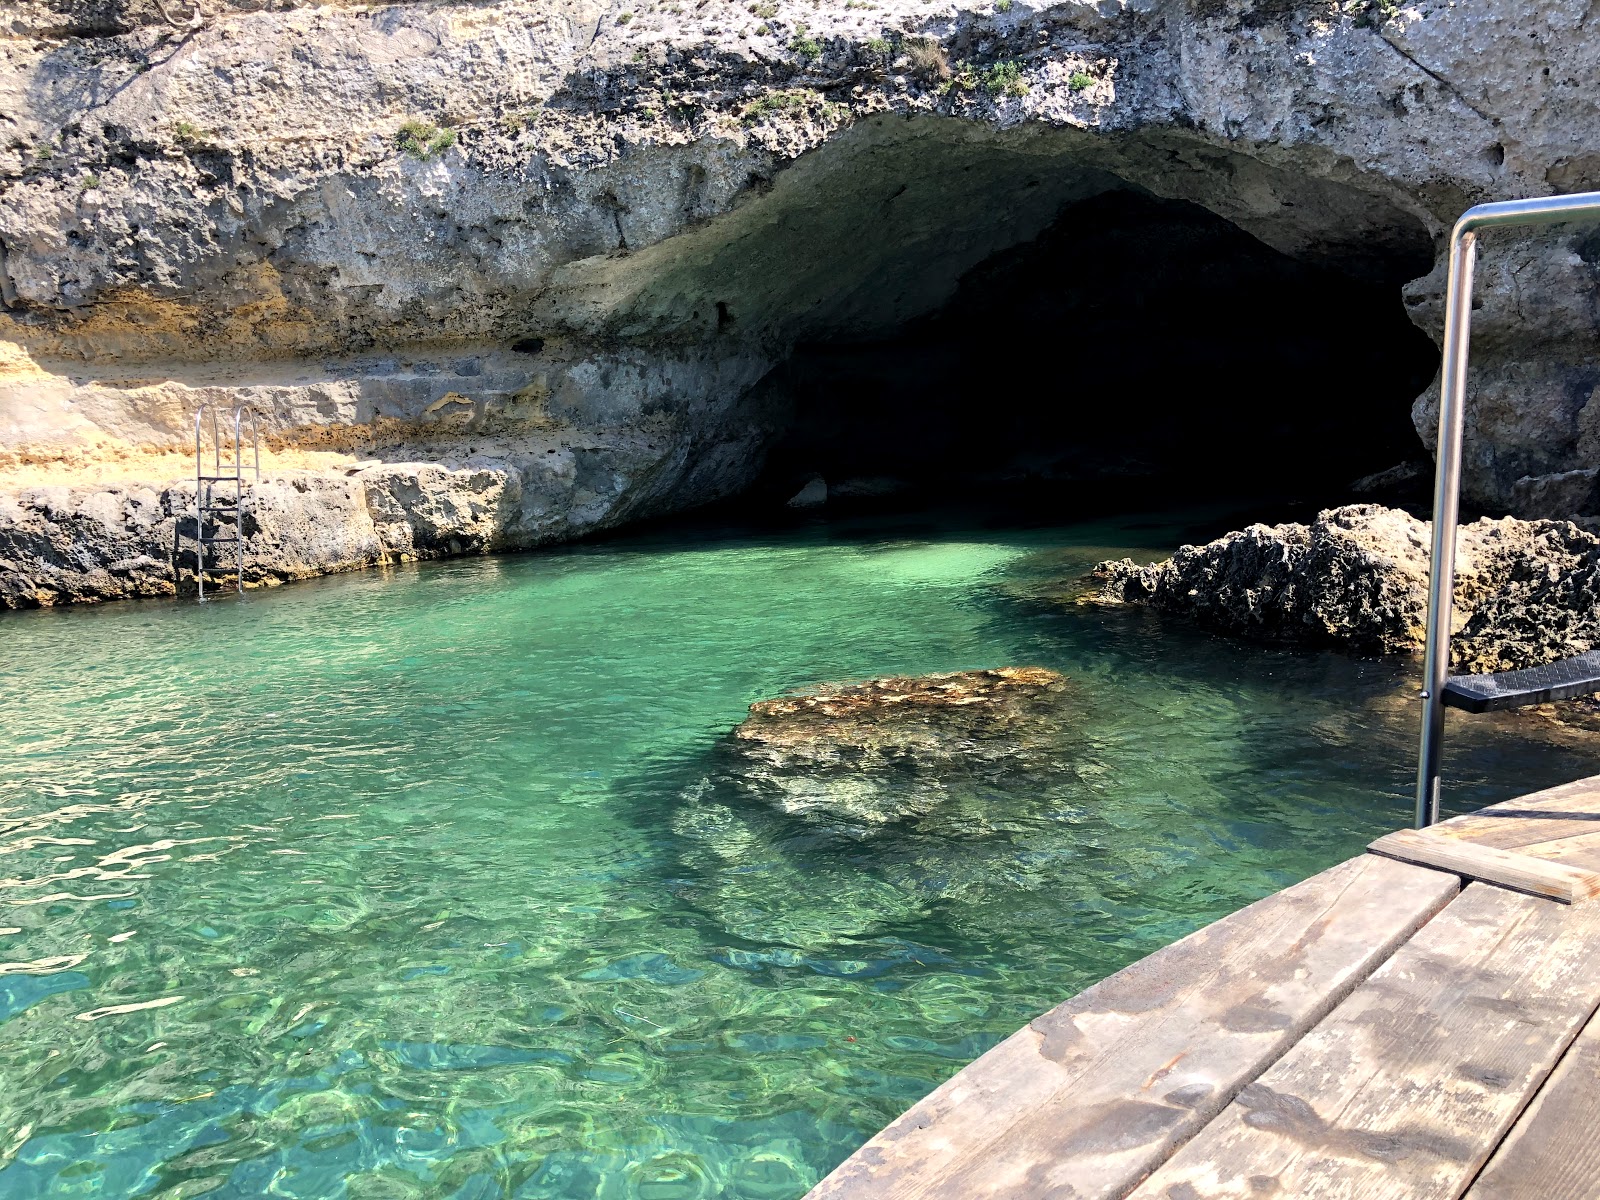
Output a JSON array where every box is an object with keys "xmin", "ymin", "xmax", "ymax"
[{"xmin": 1, "ymin": 505, "xmax": 1593, "ymax": 1199}]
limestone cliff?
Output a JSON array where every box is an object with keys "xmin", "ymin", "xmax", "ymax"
[{"xmin": 2, "ymin": 0, "xmax": 1596, "ymax": 603}]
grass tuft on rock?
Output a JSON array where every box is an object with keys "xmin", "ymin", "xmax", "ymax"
[
  {"xmin": 982, "ymin": 60, "xmax": 1028, "ymax": 97},
  {"xmin": 396, "ymin": 119, "xmax": 457, "ymax": 159},
  {"xmin": 171, "ymin": 119, "xmax": 210, "ymax": 148},
  {"xmin": 742, "ymin": 89, "xmax": 810, "ymax": 122},
  {"xmin": 788, "ymin": 24, "xmax": 821, "ymax": 58}
]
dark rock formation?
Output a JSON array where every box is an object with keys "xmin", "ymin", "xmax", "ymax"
[{"xmin": 1089, "ymin": 505, "xmax": 1600, "ymax": 674}]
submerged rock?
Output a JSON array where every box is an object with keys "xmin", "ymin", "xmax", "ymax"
[
  {"xmin": 667, "ymin": 666, "xmax": 1094, "ymax": 945},
  {"xmin": 724, "ymin": 667, "xmax": 1076, "ymax": 828},
  {"xmin": 1088, "ymin": 504, "xmax": 1600, "ymax": 673}
]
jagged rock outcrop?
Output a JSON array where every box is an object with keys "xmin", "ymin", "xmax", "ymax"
[
  {"xmin": 3, "ymin": 0, "xmax": 1598, "ymax": 604},
  {"xmin": 1089, "ymin": 504, "xmax": 1600, "ymax": 673}
]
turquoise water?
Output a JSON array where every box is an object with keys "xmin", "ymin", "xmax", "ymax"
[{"xmin": 1, "ymin": 505, "xmax": 1591, "ymax": 1199}]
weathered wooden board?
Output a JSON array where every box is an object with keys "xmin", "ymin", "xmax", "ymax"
[
  {"xmin": 1127, "ymin": 882, "xmax": 1600, "ymax": 1200},
  {"xmin": 805, "ymin": 855, "xmax": 1458, "ymax": 1200},
  {"xmin": 1464, "ymin": 1007, "xmax": 1600, "ymax": 1200},
  {"xmin": 1369, "ymin": 829, "xmax": 1600, "ymax": 904},
  {"xmin": 1517, "ymin": 828, "xmax": 1600, "ymax": 874},
  {"xmin": 1430, "ymin": 775, "xmax": 1600, "ymax": 849}
]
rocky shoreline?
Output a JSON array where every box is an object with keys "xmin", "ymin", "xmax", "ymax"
[
  {"xmin": 0, "ymin": 417, "xmax": 770, "ymax": 607},
  {"xmin": 1089, "ymin": 504, "xmax": 1600, "ymax": 675},
  {"xmin": 4, "ymin": 0, "xmax": 1600, "ymax": 605}
]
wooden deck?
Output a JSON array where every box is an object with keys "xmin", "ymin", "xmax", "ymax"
[{"xmin": 808, "ymin": 775, "xmax": 1600, "ymax": 1200}]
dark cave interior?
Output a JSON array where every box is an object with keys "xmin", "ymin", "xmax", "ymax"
[{"xmin": 753, "ymin": 190, "xmax": 1439, "ymax": 515}]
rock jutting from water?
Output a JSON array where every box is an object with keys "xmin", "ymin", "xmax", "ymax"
[
  {"xmin": 722, "ymin": 667, "xmax": 1077, "ymax": 828},
  {"xmin": 668, "ymin": 665, "xmax": 1091, "ymax": 945},
  {"xmin": 1087, "ymin": 504, "xmax": 1600, "ymax": 675}
]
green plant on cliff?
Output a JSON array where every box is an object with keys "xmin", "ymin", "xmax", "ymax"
[
  {"xmin": 1356, "ymin": 0, "xmax": 1400, "ymax": 23},
  {"xmin": 396, "ymin": 119, "xmax": 457, "ymax": 159},
  {"xmin": 748, "ymin": 0, "xmax": 778, "ymax": 15},
  {"xmin": 742, "ymin": 89, "xmax": 810, "ymax": 122},
  {"xmin": 982, "ymin": 60, "xmax": 1028, "ymax": 97},
  {"xmin": 1068, "ymin": 70, "xmax": 1095, "ymax": 91},
  {"xmin": 80, "ymin": 173, "xmax": 101, "ymax": 191},
  {"xmin": 171, "ymin": 119, "xmax": 209, "ymax": 148},
  {"xmin": 864, "ymin": 36, "xmax": 891, "ymax": 55},
  {"xmin": 789, "ymin": 23, "xmax": 821, "ymax": 58},
  {"xmin": 617, "ymin": 11, "xmax": 633, "ymax": 22}
]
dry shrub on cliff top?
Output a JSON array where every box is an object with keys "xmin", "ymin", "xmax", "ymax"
[{"xmin": 904, "ymin": 36, "xmax": 951, "ymax": 80}]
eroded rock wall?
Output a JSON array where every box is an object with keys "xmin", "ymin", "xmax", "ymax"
[
  {"xmin": 2, "ymin": 0, "xmax": 1596, "ymax": 603},
  {"xmin": 1090, "ymin": 504, "xmax": 1600, "ymax": 673}
]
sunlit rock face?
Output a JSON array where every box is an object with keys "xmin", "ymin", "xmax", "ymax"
[
  {"xmin": 1090, "ymin": 504, "xmax": 1600, "ymax": 674},
  {"xmin": 2, "ymin": 0, "xmax": 1597, "ymax": 603}
]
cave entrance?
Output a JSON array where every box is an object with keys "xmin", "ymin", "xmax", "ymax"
[{"xmin": 755, "ymin": 189, "xmax": 1439, "ymax": 513}]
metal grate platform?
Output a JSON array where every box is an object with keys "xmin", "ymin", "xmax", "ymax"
[{"xmin": 1442, "ymin": 650, "xmax": 1600, "ymax": 713}]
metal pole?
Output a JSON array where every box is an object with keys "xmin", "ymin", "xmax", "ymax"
[
  {"xmin": 1415, "ymin": 227, "xmax": 1475, "ymax": 829},
  {"xmin": 1413, "ymin": 190, "xmax": 1600, "ymax": 827}
]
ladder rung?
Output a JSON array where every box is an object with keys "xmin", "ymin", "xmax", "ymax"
[
  {"xmin": 200, "ymin": 504, "xmax": 239, "ymax": 512},
  {"xmin": 198, "ymin": 474, "xmax": 248, "ymax": 481},
  {"xmin": 199, "ymin": 536, "xmax": 241, "ymax": 544}
]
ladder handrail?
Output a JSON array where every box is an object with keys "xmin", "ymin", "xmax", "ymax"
[
  {"xmin": 191, "ymin": 403, "xmax": 262, "ymax": 600},
  {"xmin": 1416, "ymin": 190, "xmax": 1600, "ymax": 829}
]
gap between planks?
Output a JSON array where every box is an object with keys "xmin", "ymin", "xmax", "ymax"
[
  {"xmin": 1127, "ymin": 881, "xmax": 1600, "ymax": 1199},
  {"xmin": 1463, "ymin": 1000, "xmax": 1600, "ymax": 1200},
  {"xmin": 1370, "ymin": 829, "xmax": 1600, "ymax": 904}
]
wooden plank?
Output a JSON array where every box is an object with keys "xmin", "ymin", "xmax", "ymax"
[
  {"xmin": 805, "ymin": 855, "xmax": 1457, "ymax": 1200},
  {"xmin": 1431, "ymin": 775, "xmax": 1600, "ymax": 849},
  {"xmin": 1127, "ymin": 882, "xmax": 1600, "ymax": 1200},
  {"xmin": 1369, "ymin": 829, "xmax": 1600, "ymax": 904},
  {"xmin": 1517, "ymin": 828, "xmax": 1600, "ymax": 874},
  {"xmin": 1466, "ymin": 1008, "xmax": 1600, "ymax": 1200}
]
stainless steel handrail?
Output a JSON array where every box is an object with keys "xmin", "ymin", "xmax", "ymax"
[{"xmin": 1415, "ymin": 190, "xmax": 1600, "ymax": 828}]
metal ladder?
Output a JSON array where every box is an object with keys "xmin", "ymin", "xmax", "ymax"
[
  {"xmin": 188, "ymin": 403, "xmax": 260, "ymax": 600},
  {"xmin": 1416, "ymin": 190, "xmax": 1600, "ymax": 827}
]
